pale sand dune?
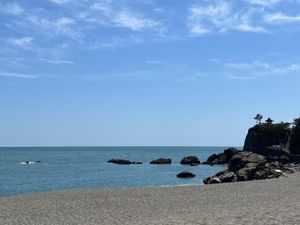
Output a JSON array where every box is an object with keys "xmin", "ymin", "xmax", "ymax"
[{"xmin": 1, "ymin": 173, "xmax": 300, "ymax": 225}]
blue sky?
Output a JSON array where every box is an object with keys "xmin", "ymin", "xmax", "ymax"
[{"xmin": 1, "ymin": 0, "xmax": 300, "ymax": 146}]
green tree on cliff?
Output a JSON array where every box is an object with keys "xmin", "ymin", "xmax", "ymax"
[{"xmin": 254, "ymin": 114, "xmax": 263, "ymax": 124}]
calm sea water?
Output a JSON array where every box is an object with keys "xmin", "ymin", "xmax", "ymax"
[{"xmin": 0, "ymin": 147, "xmax": 229, "ymax": 196}]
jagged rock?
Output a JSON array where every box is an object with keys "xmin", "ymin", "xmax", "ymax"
[
  {"xmin": 203, "ymin": 151, "xmax": 299, "ymax": 184},
  {"xmin": 150, "ymin": 158, "xmax": 172, "ymax": 164},
  {"xmin": 203, "ymin": 176, "xmax": 221, "ymax": 184},
  {"xmin": 262, "ymin": 145, "xmax": 291, "ymax": 163},
  {"xmin": 217, "ymin": 171, "xmax": 237, "ymax": 182},
  {"xmin": 236, "ymin": 165, "xmax": 257, "ymax": 181},
  {"xmin": 253, "ymin": 167, "xmax": 283, "ymax": 180},
  {"xmin": 177, "ymin": 171, "xmax": 196, "ymax": 178},
  {"xmin": 107, "ymin": 159, "xmax": 142, "ymax": 164},
  {"xmin": 229, "ymin": 151, "xmax": 266, "ymax": 171},
  {"xmin": 203, "ymin": 147, "xmax": 240, "ymax": 165},
  {"xmin": 180, "ymin": 156, "xmax": 200, "ymax": 165}
]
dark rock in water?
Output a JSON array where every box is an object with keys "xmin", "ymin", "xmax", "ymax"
[
  {"xmin": 107, "ymin": 159, "xmax": 142, "ymax": 165},
  {"xmin": 203, "ymin": 147, "xmax": 240, "ymax": 165},
  {"xmin": 190, "ymin": 163, "xmax": 199, "ymax": 166},
  {"xmin": 180, "ymin": 156, "xmax": 200, "ymax": 165},
  {"xmin": 150, "ymin": 158, "xmax": 171, "ymax": 164},
  {"xmin": 177, "ymin": 171, "xmax": 196, "ymax": 178},
  {"xmin": 108, "ymin": 159, "xmax": 132, "ymax": 164}
]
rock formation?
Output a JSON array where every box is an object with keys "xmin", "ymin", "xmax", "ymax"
[
  {"xmin": 203, "ymin": 151, "xmax": 299, "ymax": 184},
  {"xmin": 150, "ymin": 158, "xmax": 172, "ymax": 164},
  {"xmin": 177, "ymin": 171, "xmax": 196, "ymax": 178},
  {"xmin": 180, "ymin": 156, "xmax": 200, "ymax": 165},
  {"xmin": 203, "ymin": 118, "xmax": 300, "ymax": 184},
  {"xmin": 243, "ymin": 123, "xmax": 291, "ymax": 155},
  {"xmin": 107, "ymin": 159, "xmax": 142, "ymax": 164},
  {"xmin": 202, "ymin": 147, "xmax": 240, "ymax": 165}
]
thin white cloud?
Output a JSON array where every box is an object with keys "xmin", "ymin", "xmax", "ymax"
[
  {"xmin": 39, "ymin": 58, "xmax": 74, "ymax": 65},
  {"xmin": 7, "ymin": 37, "xmax": 34, "ymax": 47},
  {"xmin": 50, "ymin": 0, "xmax": 73, "ymax": 5},
  {"xmin": 90, "ymin": 2, "xmax": 162, "ymax": 31},
  {"xmin": 1, "ymin": 2, "xmax": 24, "ymax": 15},
  {"xmin": 226, "ymin": 63, "xmax": 253, "ymax": 70},
  {"xmin": 244, "ymin": 0, "xmax": 282, "ymax": 7},
  {"xmin": 226, "ymin": 74, "xmax": 260, "ymax": 80},
  {"xmin": 225, "ymin": 60, "xmax": 300, "ymax": 79},
  {"xmin": 187, "ymin": 1, "xmax": 266, "ymax": 36},
  {"xmin": 26, "ymin": 15, "xmax": 79, "ymax": 39},
  {"xmin": 115, "ymin": 11, "xmax": 160, "ymax": 31},
  {"xmin": 264, "ymin": 13, "xmax": 300, "ymax": 23},
  {"xmin": 0, "ymin": 72, "xmax": 38, "ymax": 79}
]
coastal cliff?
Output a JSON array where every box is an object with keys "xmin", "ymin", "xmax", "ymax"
[
  {"xmin": 203, "ymin": 117, "xmax": 300, "ymax": 184},
  {"xmin": 243, "ymin": 123, "xmax": 291, "ymax": 154},
  {"xmin": 243, "ymin": 118, "xmax": 300, "ymax": 162}
]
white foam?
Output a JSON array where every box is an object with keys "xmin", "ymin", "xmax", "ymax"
[{"xmin": 20, "ymin": 161, "xmax": 37, "ymax": 165}]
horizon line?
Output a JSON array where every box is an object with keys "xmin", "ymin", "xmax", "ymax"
[{"xmin": 0, "ymin": 145, "xmax": 243, "ymax": 148}]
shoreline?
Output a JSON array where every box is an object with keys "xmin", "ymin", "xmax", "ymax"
[
  {"xmin": 0, "ymin": 182, "xmax": 202, "ymax": 198},
  {"xmin": 1, "ymin": 172, "xmax": 299, "ymax": 225}
]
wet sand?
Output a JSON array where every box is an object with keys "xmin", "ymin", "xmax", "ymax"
[{"xmin": 1, "ymin": 173, "xmax": 300, "ymax": 225}]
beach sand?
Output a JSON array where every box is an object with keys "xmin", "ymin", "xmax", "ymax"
[{"xmin": 1, "ymin": 173, "xmax": 300, "ymax": 225}]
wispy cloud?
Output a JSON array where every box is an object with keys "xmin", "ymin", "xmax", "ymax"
[
  {"xmin": 115, "ymin": 11, "xmax": 160, "ymax": 31},
  {"xmin": 1, "ymin": 2, "xmax": 24, "ymax": 15},
  {"xmin": 187, "ymin": 1, "xmax": 266, "ymax": 36},
  {"xmin": 7, "ymin": 37, "xmax": 34, "ymax": 47},
  {"xmin": 50, "ymin": 0, "xmax": 73, "ymax": 5},
  {"xmin": 224, "ymin": 60, "xmax": 300, "ymax": 79},
  {"xmin": 0, "ymin": 72, "xmax": 38, "ymax": 79},
  {"xmin": 244, "ymin": 0, "xmax": 282, "ymax": 7},
  {"xmin": 39, "ymin": 58, "xmax": 74, "ymax": 65},
  {"xmin": 264, "ymin": 13, "xmax": 300, "ymax": 23},
  {"xmin": 90, "ymin": 2, "xmax": 163, "ymax": 32}
]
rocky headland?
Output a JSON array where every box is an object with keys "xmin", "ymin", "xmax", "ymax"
[{"xmin": 203, "ymin": 117, "xmax": 300, "ymax": 184}]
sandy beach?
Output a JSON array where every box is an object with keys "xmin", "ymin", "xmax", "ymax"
[{"xmin": 1, "ymin": 173, "xmax": 300, "ymax": 225}]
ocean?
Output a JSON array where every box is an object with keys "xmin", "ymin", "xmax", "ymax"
[{"xmin": 0, "ymin": 146, "xmax": 229, "ymax": 196}]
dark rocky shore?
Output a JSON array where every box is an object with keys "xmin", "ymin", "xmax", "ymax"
[{"xmin": 203, "ymin": 118, "xmax": 300, "ymax": 184}]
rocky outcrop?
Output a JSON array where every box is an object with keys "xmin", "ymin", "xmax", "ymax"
[
  {"xmin": 204, "ymin": 119, "xmax": 300, "ymax": 184},
  {"xmin": 264, "ymin": 145, "xmax": 291, "ymax": 163},
  {"xmin": 107, "ymin": 159, "xmax": 142, "ymax": 165},
  {"xmin": 203, "ymin": 151, "xmax": 300, "ymax": 184},
  {"xmin": 150, "ymin": 158, "xmax": 172, "ymax": 164},
  {"xmin": 228, "ymin": 151, "xmax": 266, "ymax": 171},
  {"xmin": 177, "ymin": 171, "xmax": 196, "ymax": 178},
  {"xmin": 203, "ymin": 147, "xmax": 240, "ymax": 165},
  {"xmin": 242, "ymin": 122, "xmax": 300, "ymax": 163},
  {"xmin": 180, "ymin": 156, "xmax": 200, "ymax": 165}
]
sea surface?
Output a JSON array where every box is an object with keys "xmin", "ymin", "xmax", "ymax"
[{"xmin": 0, "ymin": 146, "xmax": 230, "ymax": 196}]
